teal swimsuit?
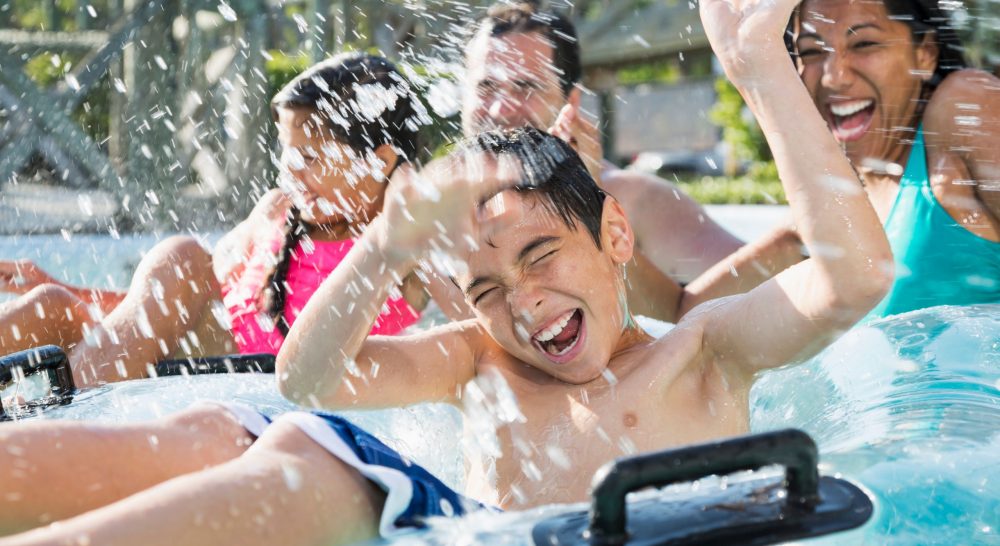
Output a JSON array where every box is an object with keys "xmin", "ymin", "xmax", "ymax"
[{"xmin": 869, "ymin": 127, "xmax": 1000, "ymax": 318}]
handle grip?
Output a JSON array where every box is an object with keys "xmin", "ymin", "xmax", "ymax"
[{"xmin": 588, "ymin": 428, "xmax": 819, "ymax": 544}]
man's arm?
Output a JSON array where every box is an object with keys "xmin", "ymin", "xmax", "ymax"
[
  {"xmin": 677, "ymin": 223, "xmax": 805, "ymax": 317},
  {"xmin": 691, "ymin": 0, "xmax": 894, "ymax": 379},
  {"xmin": 622, "ymin": 221, "xmax": 804, "ymax": 323},
  {"xmin": 602, "ymin": 169, "xmax": 744, "ymax": 283}
]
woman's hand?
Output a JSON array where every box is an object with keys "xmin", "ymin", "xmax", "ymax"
[
  {"xmin": 699, "ymin": 0, "xmax": 801, "ymax": 85},
  {"xmin": 0, "ymin": 260, "xmax": 59, "ymax": 295}
]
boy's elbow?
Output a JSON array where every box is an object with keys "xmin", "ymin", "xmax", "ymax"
[
  {"xmin": 275, "ymin": 360, "xmax": 300, "ymax": 402},
  {"xmin": 275, "ymin": 352, "xmax": 311, "ymax": 405},
  {"xmin": 831, "ymin": 255, "xmax": 894, "ymax": 320}
]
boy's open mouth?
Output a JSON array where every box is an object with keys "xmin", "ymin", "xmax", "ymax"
[
  {"xmin": 827, "ymin": 99, "xmax": 875, "ymax": 142},
  {"xmin": 532, "ymin": 309, "xmax": 584, "ymax": 362}
]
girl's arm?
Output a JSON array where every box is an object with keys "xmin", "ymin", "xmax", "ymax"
[{"xmin": 212, "ymin": 189, "xmax": 289, "ymax": 282}]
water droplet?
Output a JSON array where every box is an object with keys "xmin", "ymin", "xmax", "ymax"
[
  {"xmin": 545, "ymin": 445, "xmax": 571, "ymax": 469},
  {"xmin": 77, "ymin": 194, "xmax": 94, "ymax": 216},
  {"xmin": 217, "ymin": 2, "xmax": 238, "ymax": 21},
  {"xmin": 292, "ymin": 13, "xmax": 309, "ymax": 33},
  {"xmin": 954, "ymin": 116, "xmax": 981, "ymax": 127}
]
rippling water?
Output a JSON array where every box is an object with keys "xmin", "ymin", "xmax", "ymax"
[
  {"xmin": 751, "ymin": 305, "xmax": 1000, "ymax": 545},
  {"xmin": 13, "ymin": 305, "xmax": 997, "ymax": 544}
]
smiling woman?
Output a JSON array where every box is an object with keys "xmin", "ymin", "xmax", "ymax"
[{"xmin": 788, "ymin": 0, "xmax": 1000, "ymax": 317}]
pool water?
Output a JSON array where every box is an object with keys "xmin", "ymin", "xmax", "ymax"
[
  {"xmin": 752, "ymin": 305, "xmax": 1000, "ymax": 545},
  {"xmin": 13, "ymin": 305, "xmax": 999, "ymax": 545}
]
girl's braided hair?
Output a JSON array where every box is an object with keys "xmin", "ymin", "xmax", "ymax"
[{"xmin": 262, "ymin": 52, "xmax": 422, "ymax": 336}]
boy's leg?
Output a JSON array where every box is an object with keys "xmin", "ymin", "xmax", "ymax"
[
  {"xmin": 0, "ymin": 285, "xmax": 89, "ymax": 355},
  {"xmin": 1, "ymin": 418, "xmax": 385, "ymax": 546},
  {"xmin": 0, "ymin": 404, "xmax": 253, "ymax": 535},
  {"xmin": 69, "ymin": 235, "xmax": 237, "ymax": 386}
]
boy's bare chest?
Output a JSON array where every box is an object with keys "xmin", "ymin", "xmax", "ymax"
[{"xmin": 482, "ymin": 371, "xmax": 748, "ymax": 508}]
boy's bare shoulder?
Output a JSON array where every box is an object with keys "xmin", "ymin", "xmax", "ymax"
[{"xmin": 638, "ymin": 296, "xmax": 754, "ymax": 397}]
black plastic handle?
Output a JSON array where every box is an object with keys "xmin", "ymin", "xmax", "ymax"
[
  {"xmin": 0, "ymin": 345, "xmax": 76, "ymax": 395},
  {"xmin": 153, "ymin": 353, "xmax": 276, "ymax": 376},
  {"xmin": 588, "ymin": 428, "xmax": 819, "ymax": 544}
]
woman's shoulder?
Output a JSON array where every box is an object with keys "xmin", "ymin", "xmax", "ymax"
[{"xmin": 924, "ymin": 69, "xmax": 1000, "ymax": 133}]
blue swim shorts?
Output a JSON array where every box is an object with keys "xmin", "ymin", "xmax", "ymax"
[{"xmin": 220, "ymin": 402, "xmax": 483, "ymax": 537}]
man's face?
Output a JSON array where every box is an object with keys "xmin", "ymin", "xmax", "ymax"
[
  {"xmin": 462, "ymin": 31, "xmax": 567, "ymax": 136},
  {"xmin": 457, "ymin": 189, "xmax": 630, "ymax": 384}
]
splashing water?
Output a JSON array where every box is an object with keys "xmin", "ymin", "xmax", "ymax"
[
  {"xmin": 9, "ymin": 305, "xmax": 996, "ymax": 545},
  {"xmin": 216, "ymin": 2, "xmax": 237, "ymax": 22}
]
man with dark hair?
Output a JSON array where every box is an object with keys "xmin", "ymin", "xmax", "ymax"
[
  {"xmin": 462, "ymin": 1, "xmax": 805, "ymax": 323},
  {"xmin": 461, "ymin": 2, "xmax": 581, "ymax": 135}
]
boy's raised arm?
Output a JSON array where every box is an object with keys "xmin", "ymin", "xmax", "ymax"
[
  {"xmin": 690, "ymin": 0, "xmax": 894, "ymax": 376},
  {"xmin": 274, "ymin": 216, "xmax": 470, "ymax": 409},
  {"xmin": 275, "ymin": 157, "xmax": 513, "ymax": 409}
]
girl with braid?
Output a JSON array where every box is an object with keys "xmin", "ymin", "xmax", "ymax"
[
  {"xmin": 0, "ymin": 52, "xmax": 463, "ymax": 386},
  {"xmin": 220, "ymin": 52, "xmax": 443, "ymax": 354}
]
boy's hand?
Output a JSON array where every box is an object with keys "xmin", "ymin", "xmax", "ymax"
[
  {"xmin": 0, "ymin": 260, "xmax": 58, "ymax": 295},
  {"xmin": 380, "ymin": 154, "xmax": 522, "ymax": 267},
  {"xmin": 549, "ymin": 102, "xmax": 603, "ymax": 183}
]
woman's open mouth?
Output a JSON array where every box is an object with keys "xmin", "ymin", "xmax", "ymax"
[
  {"xmin": 827, "ymin": 99, "xmax": 875, "ymax": 142},
  {"xmin": 531, "ymin": 309, "xmax": 586, "ymax": 364}
]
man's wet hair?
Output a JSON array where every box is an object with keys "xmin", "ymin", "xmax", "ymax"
[
  {"xmin": 474, "ymin": 2, "xmax": 581, "ymax": 97},
  {"xmin": 787, "ymin": 0, "xmax": 967, "ymax": 88},
  {"xmin": 458, "ymin": 127, "xmax": 606, "ymax": 247}
]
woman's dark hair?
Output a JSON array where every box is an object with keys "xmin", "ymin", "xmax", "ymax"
[
  {"xmin": 457, "ymin": 127, "xmax": 606, "ymax": 247},
  {"xmin": 263, "ymin": 52, "xmax": 423, "ymax": 336},
  {"xmin": 787, "ymin": 0, "xmax": 968, "ymax": 88}
]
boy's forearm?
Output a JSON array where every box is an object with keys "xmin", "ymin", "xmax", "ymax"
[{"xmin": 276, "ymin": 218, "xmax": 416, "ymax": 405}]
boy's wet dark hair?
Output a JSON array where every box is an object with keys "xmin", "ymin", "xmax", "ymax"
[
  {"xmin": 264, "ymin": 53, "xmax": 422, "ymax": 336},
  {"xmin": 474, "ymin": 2, "xmax": 581, "ymax": 97},
  {"xmin": 460, "ymin": 127, "xmax": 606, "ymax": 247},
  {"xmin": 787, "ymin": 0, "xmax": 967, "ymax": 88}
]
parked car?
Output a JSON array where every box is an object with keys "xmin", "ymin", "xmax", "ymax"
[{"xmin": 625, "ymin": 143, "xmax": 746, "ymax": 178}]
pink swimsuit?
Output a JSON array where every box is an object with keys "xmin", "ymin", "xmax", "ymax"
[{"xmin": 222, "ymin": 236, "xmax": 419, "ymax": 355}]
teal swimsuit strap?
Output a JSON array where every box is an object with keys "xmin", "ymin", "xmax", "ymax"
[{"xmin": 900, "ymin": 128, "xmax": 927, "ymax": 188}]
